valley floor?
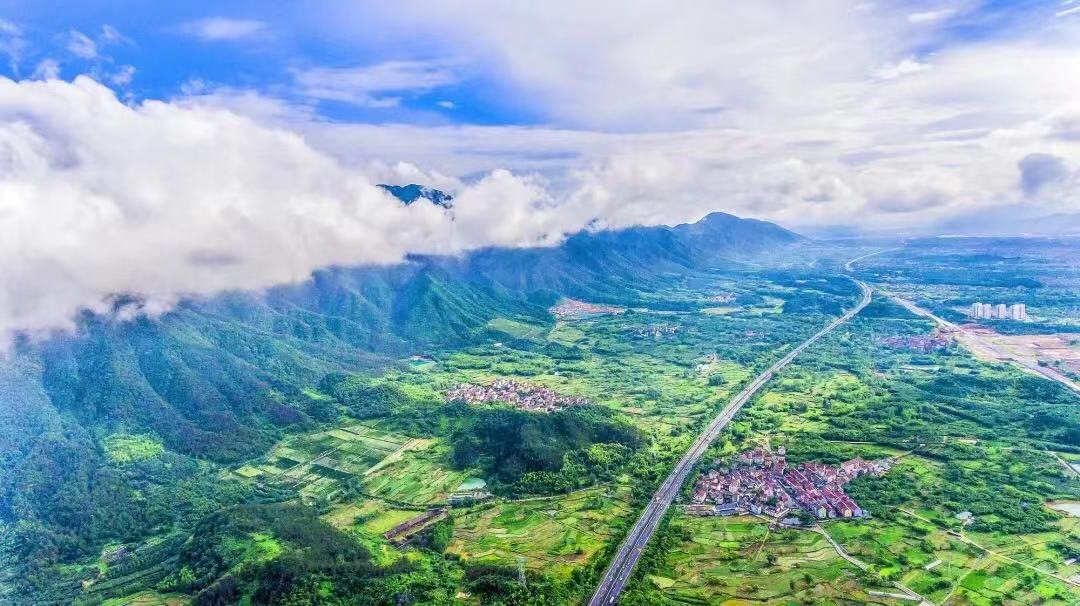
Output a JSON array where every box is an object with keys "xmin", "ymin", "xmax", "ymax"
[{"xmin": 13, "ymin": 250, "xmax": 1080, "ymax": 606}]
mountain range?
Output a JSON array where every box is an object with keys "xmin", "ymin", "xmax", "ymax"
[
  {"xmin": 0, "ymin": 207, "xmax": 801, "ymax": 601},
  {"xmin": 378, "ymin": 183, "xmax": 455, "ymax": 208}
]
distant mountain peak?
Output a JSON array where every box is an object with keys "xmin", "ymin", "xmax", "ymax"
[{"xmin": 378, "ymin": 183, "xmax": 454, "ymax": 208}]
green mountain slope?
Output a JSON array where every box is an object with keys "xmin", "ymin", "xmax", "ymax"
[{"xmin": 0, "ymin": 211, "xmax": 802, "ymax": 603}]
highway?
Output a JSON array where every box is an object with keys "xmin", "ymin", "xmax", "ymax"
[
  {"xmin": 885, "ymin": 292, "xmax": 1080, "ymax": 397},
  {"xmin": 844, "ymin": 248, "xmax": 1080, "ymax": 398},
  {"xmin": 588, "ymin": 277, "xmax": 872, "ymax": 605}
]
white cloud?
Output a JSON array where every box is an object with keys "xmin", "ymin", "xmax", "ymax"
[
  {"xmin": 874, "ymin": 57, "xmax": 931, "ymax": 80},
  {"xmin": 0, "ymin": 77, "xmax": 588, "ymax": 347},
  {"xmin": 5, "ymin": 1, "xmax": 1080, "ymax": 342},
  {"xmin": 108, "ymin": 64, "xmax": 136, "ymax": 86},
  {"xmin": 908, "ymin": 9, "xmax": 955, "ymax": 24},
  {"xmin": 291, "ymin": 60, "xmax": 459, "ymax": 107},
  {"xmin": 0, "ymin": 19, "xmax": 25, "ymax": 75},
  {"xmin": 336, "ymin": 1, "xmax": 919, "ymax": 131},
  {"xmin": 100, "ymin": 24, "xmax": 132, "ymax": 45},
  {"xmin": 64, "ymin": 29, "xmax": 98, "ymax": 59},
  {"xmin": 175, "ymin": 17, "xmax": 268, "ymax": 41},
  {"xmin": 298, "ymin": 0, "xmax": 1080, "ymax": 232},
  {"xmin": 30, "ymin": 59, "xmax": 60, "ymax": 80},
  {"xmin": 0, "ymin": 20, "xmax": 19, "ymax": 37}
]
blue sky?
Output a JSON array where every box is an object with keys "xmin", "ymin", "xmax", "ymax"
[
  {"xmin": 1, "ymin": 1, "xmax": 1079, "ymax": 342},
  {"xmin": 1, "ymin": 0, "xmax": 543, "ymax": 126},
  {"xmin": 3, "ymin": 0, "xmax": 1071, "ymax": 130}
]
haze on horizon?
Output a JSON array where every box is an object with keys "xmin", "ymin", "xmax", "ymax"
[{"xmin": 1, "ymin": 0, "xmax": 1080, "ymax": 341}]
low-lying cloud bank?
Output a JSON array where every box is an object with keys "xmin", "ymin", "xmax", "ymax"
[
  {"xmin": 5, "ymin": 22, "xmax": 1080, "ymax": 345},
  {"xmin": 0, "ymin": 77, "xmax": 596, "ymax": 346}
]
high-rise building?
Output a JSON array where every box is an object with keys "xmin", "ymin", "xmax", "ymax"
[
  {"xmin": 1010, "ymin": 303, "xmax": 1028, "ymax": 321},
  {"xmin": 972, "ymin": 302, "xmax": 1029, "ymax": 320}
]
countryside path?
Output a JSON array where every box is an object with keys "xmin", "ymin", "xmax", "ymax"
[{"xmin": 588, "ymin": 277, "xmax": 872, "ymax": 605}]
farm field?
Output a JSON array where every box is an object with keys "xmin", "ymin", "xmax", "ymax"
[
  {"xmin": 360, "ymin": 439, "xmax": 468, "ymax": 505},
  {"xmin": 653, "ymin": 515, "xmax": 898, "ymax": 605},
  {"xmin": 100, "ymin": 591, "xmax": 188, "ymax": 606},
  {"xmin": 20, "ymin": 244, "xmax": 1080, "ymax": 606},
  {"xmin": 231, "ymin": 423, "xmax": 414, "ymax": 502},
  {"xmin": 322, "ymin": 499, "xmax": 424, "ymax": 565},
  {"xmin": 623, "ymin": 281, "xmax": 1080, "ymax": 604},
  {"xmin": 447, "ymin": 484, "xmax": 636, "ymax": 579},
  {"xmin": 829, "ymin": 507, "xmax": 1080, "ymax": 606}
]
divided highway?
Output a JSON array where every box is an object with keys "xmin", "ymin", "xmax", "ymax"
[{"xmin": 588, "ymin": 277, "xmax": 872, "ymax": 606}]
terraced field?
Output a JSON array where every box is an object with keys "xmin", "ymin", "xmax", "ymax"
[
  {"xmin": 361, "ymin": 440, "xmax": 469, "ymax": 505},
  {"xmin": 322, "ymin": 500, "xmax": 424, "ymax": 565},
  {"xmin": 233, "ymin": 424, "xmax": 412, "ymax": 501}
]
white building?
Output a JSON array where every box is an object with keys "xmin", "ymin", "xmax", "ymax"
[
  {"xmin": 1010, "ymin": 304, "xmax": 1028, "ymax": 321},
  {"xmin": 971, "ymin": 302, "xmax": 1029, "ymax": 321}
]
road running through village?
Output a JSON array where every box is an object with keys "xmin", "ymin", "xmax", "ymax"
[{"xmin": 588, "ymin": 275, "xmax": 872, "ymax": 605}]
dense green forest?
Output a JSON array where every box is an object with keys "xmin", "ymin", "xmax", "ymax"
[
  {"xmin": 5, "ymin": 226, "xmax": 1078, "ymax": 605},
  {"xmin": 0, "ymin": 213, "xmax": 805, "ymax": 604}
]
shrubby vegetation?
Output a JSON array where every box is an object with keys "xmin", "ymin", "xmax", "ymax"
[
  {"xmin": 318, "ymin": 373, "xmax": 414, "ymax": 419},
  {"xmin": 450, "ymin": 405, "xmax": 644, "ymax": 492}
]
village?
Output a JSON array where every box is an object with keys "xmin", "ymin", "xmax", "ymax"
[
  {"xmin": 878, "ymin": 330, "xmax": 952, "ymax": 352},
  {"xmin": 689, "ymin": 446, "xmax": 891, "ymax": 521},
  {"xmin": 549, "ymin": 298, "xmax": 626, "ymax": 319},
  {"xmin": 444, "ymin": 379, "xmax": 589, "ymax": 413},
  {"xmin": 627, "ymin": 324, "xmax": 680, "ymax": 338}
]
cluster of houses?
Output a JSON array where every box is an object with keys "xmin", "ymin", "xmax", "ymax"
[
  {"xmin": 628, "ymin": 324, "xmax": 680, "ymax": 338},
  {"xmin": 878, "ymin": 332, "xmax": 951, "ymax": 352},
  {"xmin": 549, "ymin": 298, "xmax": 625, "ymax": 319},
  {"xmin": 445, "ymin": 379, "xmax": 588, "ymax": 413},
  {"xmin": 689, "ymin": 446, "xmax": 891, "ymax": 520},
  {"xmin": 711, "ymin": 292, "xmax": 737, "ymax": 304}
]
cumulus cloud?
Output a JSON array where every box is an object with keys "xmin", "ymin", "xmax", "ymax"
[
  {"xmin": 175, "ymin": 17, "xmax": 268, "ymax": 41},
  {"xmin": 6, "ymin": 0, "xmax": 1080, "ymax": 341},
  {"xmin": 295, "ymin": 0, "xmax": 1080, "ymax": 232},
  {"xmin": 0, "ymin": 77, "xmax": 585, "ymax": 346}
]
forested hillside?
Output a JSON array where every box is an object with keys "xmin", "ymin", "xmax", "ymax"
[{"xmin": 0, "ymin": 211, "xmax": 803, "ymax": 603}]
